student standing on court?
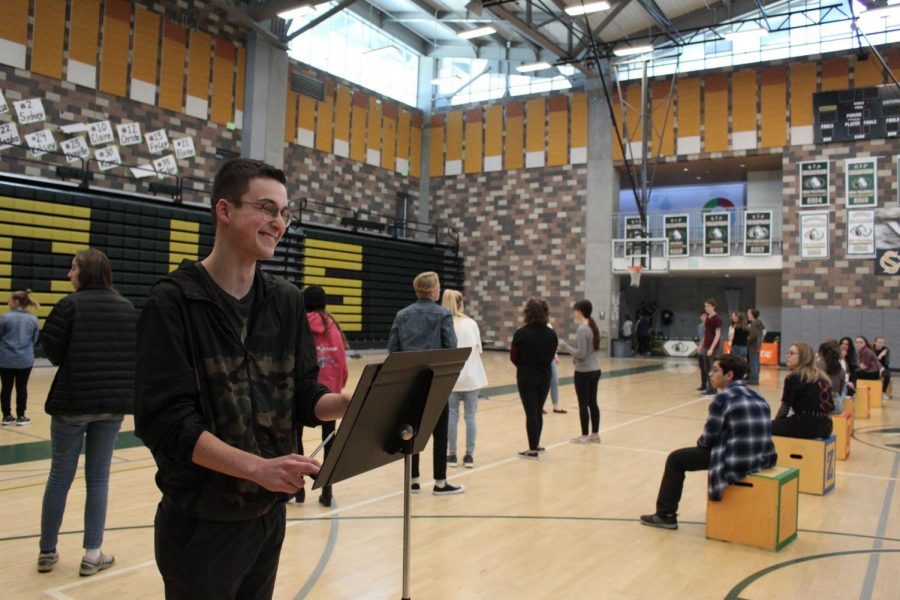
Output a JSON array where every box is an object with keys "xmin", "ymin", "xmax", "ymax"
[
  {"xmin": 746, "ymin": 308, "xmax": 764, "ymax": 385},
  {"xmin": 873, "ymin": 337, "xmax": 891, "ymax": 400},
  {"xmin": 134, "ymin": 159, "xmax": 350, "ymax": 599},
  {"xmin": 558, "ymin": 300, "xmax": 602, "ymax": 445},
  {"xmin": 698, "ymin": 299, "xmax": 722, "ymax": 396},
  {"xmin": 294, "ymin": 285, "xmax": 347, "ymax": 508},
  {"xmin": 541, "ymin": 299, "xmax": 566, "ymax": 415},
  {"xmin": 388, "ymin": 271, "xmax": 463, "ymax": 495},
  {"xmin": 695, "ymin": 313, "xmax": 707, "ymax": 389},
  {"xmin": 37, "ymin": 250, "xmax": 137, "ymax": 576},
  {"xmin": 510, "ymin": 298, "xmax": 558, "ymax": 459},
  {"xmin": 640, "ymin": 354, "xmax": 776, "ymax": 530},
  {"xmin": 442, "ymin": 289, "xmax": 488, "ymax": 468},
  {"xmin": 0, "ymin": 290, "xmax": 40, "ymax": 425}
]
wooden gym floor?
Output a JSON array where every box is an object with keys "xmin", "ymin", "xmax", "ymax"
[{"xmin": 1, "ymin": 352, "xmax": 897, "ymax": 599}]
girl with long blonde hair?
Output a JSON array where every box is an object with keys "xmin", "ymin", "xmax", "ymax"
[{"xmin": 772, "ymin": 342, "xmax": 834, "ymax": 439}]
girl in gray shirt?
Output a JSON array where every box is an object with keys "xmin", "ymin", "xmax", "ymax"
[{"xmin": 558, "ymin": 300, "xmax": 603, "ymax": 443}]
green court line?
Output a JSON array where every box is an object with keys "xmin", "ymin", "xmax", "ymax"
[{"xmin": 0, "ymin": 363, "xmax": 666, "ymax": 467}]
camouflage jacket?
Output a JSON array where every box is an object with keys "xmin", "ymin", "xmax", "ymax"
[{"xmin": 135, "ymin": 261, "xmax": 327, "ymax": 521}]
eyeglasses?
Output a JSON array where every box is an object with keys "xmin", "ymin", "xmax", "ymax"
[
  {"xmin": 231, "ymin": 200, "xmax": 295, "ymax": 226},
  {"xmin": 787, "ymin": 351, "xmax": 799, "ymax": 356}
]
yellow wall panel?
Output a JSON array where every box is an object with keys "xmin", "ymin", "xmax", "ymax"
[
  {"xmin": 445, "ymin": 111, "xmax": 463, "ymax": 162},
  {"xmin": 367, "ymin": 97, "xmax": 381, "ymax": 154},
  {"xmin": 625, "ymin": 84, "xmax": 642, "ymax": 145},
  {"xmin": 485, "ymin": 105, "xmax": 503, "ymax": 158},
  {"xmin": 526, "ymin": 98, "xmax": 545, "ymax": 154},
  {"xmin": 187, "ymin": 31, "xmax": 212, "ymax": 105},
  {"xmin": 760, "ymin": 67, "xmax": 786, "ymax": 149},
  {"xmin": 611, "ymin": 94, "xmax": 623, "ymax": 161},
  {"xmin": 822, "ymin": 58, "xmax": 849, "ymax": 91},
  {"xmin": 210, "ymin": 40, "xmax": 235, "ymax": 125},
  {"xmin": 159, "ymin": 22, "xmax": 187, "ymax": 113},
  {"xmin": 334, "ymin": 85, "xmax": 351, "ymax": 142},
  {"xmin": 32, "ymin": 0, "xmax": 67, "ymax": 80},
  {"xmin": 650, "ymin": 82, "xmax": 674, "ymax": 156},
  {"xmin": 132, "ymin": 7, "xmax": 160, "ymax": 85},
  {"xmin": 285, "ymin": 90, "xmax": 298, "ymax": 143},
  {"xmin": 69, "ymin": 0, "xmax": 101, "ymax": 68},
  {"xmin": 410, "ymin": 121, "xmax": 422, "ymax": 178},
  {"xmin": 677, "ymin": 78, "xmax": 701, "ymax": 138},
  {"xmin": 855, "ymin": 56, "xmax": 883, "ymax": 87},
  {"xmin": 235, "ymin": 46, "xmax": 246, "ymax": 116},
  {"xmin": 570, "ymin": 93, "xmax": 587, "ymax": 149},
  {"xmin": 0, "ymin": 0, "xmax": 28, "ymax": 46},
  {"xmin": 790, "ymin": 62, "xmax": 817, "ymax": 127},
  {"xmin": 731, "ymin": 70, "xmax": 757, "ymax": 133},
  {"xmin": 382, "ymin": 107, "xmax": 396, "ymax": 170},
  {"xmin": 397, "ymin": 110, "xmax": 410, "ymax": 161},
  {"xmin": 547, "ymin": 96, "xmax": 568, "ymax": 166},
  {"xmin": 299, "ymin": 95, "xmax": 316, "ymax": 133},
  {"xmin": 99, "ymin": 0, "xmax": 131, "ymax": 97},
  {"xmin": 464, "ymin": 108, "xmax": 482, "ymax": 174},
  {"xmin": 350, "ymin": 93, "xmax": 367, "ymax": 162},
  {"xmin": 704, "ymin": 74, "xmax": 728, "ymax": 153},
  {"xmin": 505, "ymin": 103, "xmax": 524, "ymax": 170},
  {"xmin": 429, "ymin": 115, "xmax": 445, "ymax": 177},
  {"xmin": 316, "ymin": 82, "xmax": 335, "ymax": 153}
]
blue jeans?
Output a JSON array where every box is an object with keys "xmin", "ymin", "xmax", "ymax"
[
  {"xmin": 731, "ymin": 345, "xmax": 748, "ymax": 359},
  {"xmin": 448, "ymin": 390, "xmax": 478, "ymax": 457},
  {"xmin": 747, "ymin": 349, "xmax": 761, "ymax": 384},
  {"xmin": 40, "ymin": 415, "xmax": 123, "ymax": 553},
  {"xmin": 549, "ymin": 360, "xmax": 560, "ymax": 407}
]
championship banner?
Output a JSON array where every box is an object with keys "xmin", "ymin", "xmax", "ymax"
[
  {"xmin": 800, "ymin": 161, "xmax": 829, "ymax": 207},
  {"xmin": 847, "ymin": 210, "xmax": 875, "ymax": 257},
  {"xmin": 800, "ymin": 211, "xmax": 829, "ymax": 259},
  {"xmin": 703, "ymin": 212, "xmax": 730, "ymax": 256},
  {"xmin": 744, "ymin": 210, "xmax": 772, "ymax": 256},
  {"xmin": 875, "ymin": 207, "xmax": 900, "ymax": 275},
  {"xmin": 624, "ymin": 215, "xmax": 644, "ymax": 257},
  {"xmin": 664, "ymin": 214, "xmax": 689, "ymax": 257},
  {"xmin": 845, "ymin": 158, "xmax": 877, "ymax": 208}
]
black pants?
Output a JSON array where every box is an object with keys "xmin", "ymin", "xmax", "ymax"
[
  {"xmin": 297, "ymin": 420, "xmax": 336, "ymax": 500},
  {"xmin": 884, "ymin": 369, "xmax": 892, "ymax": 394},
  {"xmin": 856, "ymin": 371, "xmax": 880, "ymax": 381},
  {"xmin": 698, "ymin": 351, "xmax": 714, "ymax": 392},
  {"xmin": 0, "ymin": 367, "xmax": 31, "ymax": 418},
  {"xmin": 655, "ymin": 446, "xmax": 711, "ymax": 516},
  {"xmin": 637, "ymin": 335, "xmax": 651, "ymax": 355},
  {"xmin": 574, "ymin": 370, "xmax": 602, "ymax": 435},
  {"xmin": 771, "ymin": 416, "xmax": 832, "ymax": 439},
  {"xmin": 517, "ymin": 369, "xmax": 550, "ymax": 451},
  {"xmin": 154, "ymin": 499, "xmax": 286, "ymax": 600},
  {"xmin": 412, "ymin": 403, "xmax": 449, "ymax": 481}
]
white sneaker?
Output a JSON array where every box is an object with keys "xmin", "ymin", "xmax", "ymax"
[{"xmin": 570, "ymin": 436, "xmax": 591, "ymax": 444}]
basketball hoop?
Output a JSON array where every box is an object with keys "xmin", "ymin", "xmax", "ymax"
[{"xmin": 627, "ymin": 265, "xmax": 643, "ymax": 287}]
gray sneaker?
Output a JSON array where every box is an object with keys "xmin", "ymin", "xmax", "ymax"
[
  {"xmin": 79, "ymin": 553, "xmax": 115, "ymax": 576},
  {"xmin": 37, "ymin": 552, "xmax": 59, "ymax": 573}
]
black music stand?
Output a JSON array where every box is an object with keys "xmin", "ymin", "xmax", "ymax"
[{"xmin": 312, "ymin": 347, "xmax": 471, "ymax": 600}]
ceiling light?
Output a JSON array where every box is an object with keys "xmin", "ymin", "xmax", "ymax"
[
  {"xmin": 458, "ymin": 26, "xmax": 496, "ymax": 40},
  {"xmin": 517, "ymin": 62, "xmax": 551, "ymax": 73},
  {"xmin": 557, "ymin": 64, "xmax": 576, "ymax": 76},
  {"xmin": 856, "ymin": 5, "xmax": 900, "ymax": 29},
  {"xmin": 564, "ymin": 1, "xmax": 610, "ymax": 16},
  {"xmin": 723, "ymin": 28, "xmax": 766, "ymax": 42},
  {"xmin": 613, "ymin": 44, "xmax": 654, "ymax": 57},
  {"xmin": 365, "ymin": 45, "xmax": 399, "ymax": 58},
  {"xmin": 431, "ymin": 75, "xmax": 463, "ymax": 86}
]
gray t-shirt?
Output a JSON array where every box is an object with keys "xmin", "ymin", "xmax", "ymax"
[{"xmin": 560, "ymin": 323, "xmax": 602, "ymax": 372}]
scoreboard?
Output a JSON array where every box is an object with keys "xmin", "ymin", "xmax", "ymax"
[{"xmin": 813, "ymin": 85, "xmax": 900, "ymax": 143}]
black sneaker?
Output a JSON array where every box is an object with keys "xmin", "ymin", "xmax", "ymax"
[
  {"xmin": 410, "ymin": 481, "xmax": 421, "ymax": 494},
  {"xmin": 696, "ymin": 386, "xmax": 706, "ymax": 391},
  {"xmin": 518, "ymin": 450, "xmax": 539, "ymax": 460},
  {"xmin": 536, "ymin": 447, "xmax": 546, "ymax": 453},
  {"xmin": 463, "ymin": 454, "xmax": 474, "ymax": 468},
  {"xmin": 433, "ymin": 482, "xmax": 465, "ymax": 495},
  {"xmin": 447, "ymin": 454, "xmax": 458, "ymax": 467},
  {"xmin": 640, "ymin": 513, "xmax": 678, "ymax": 530},
  {"xmin": 16, "ymin": 415, "xmax": 31, "ymax": 425},
  {"xmin": 1, "ymin": 415, "xmax": 14, "ymax": 426}
]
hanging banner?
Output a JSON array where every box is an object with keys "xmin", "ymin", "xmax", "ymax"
[
  {"xmin": 87, "ymin": 120, "xmax": 115, "ymax": 146},
  {"xmin": 116, "ymin": 122, "xmax": 142, "ymax": 146},
  {"xmin": 875, "ymin": 207, "xmax": 900, "ymax": 275},
  {"xmin": 800, "ymin": 211, "xmax": 829, "ymax": 259},
  {"xmin": 744, "ymin": 211, "xmax": 772, "ymax": 256},
  {"xmin": 59, "ymin": 136, "xmax": 90, "ymax": 162},
  {"xmin": 703, "ymin": 212, "xmax": 730, "ymax": 256},
  {"xmin": 845, "ymin": 158, "xmax": 877, "ymax": 208},
  {"xmin": 664, "ymin": 214, "xmax": 689, "ymax": 257},
  {"xmin": 799, "ymin": 161, "xmax": 829, "ymax": 207},
  {"xmin": 624, "ymin": 216, "xmax": 644, "ymax": 257},
  {"xmin": 847, "ymin": 210, "xmax": 875, "ymax": 256}
]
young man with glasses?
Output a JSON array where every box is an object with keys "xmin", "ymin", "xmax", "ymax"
[
  {"xmin": 135, "ymin": 159, "xmax": 349, "ymax": 599},
  {"xmin": 640, "ymin": 354, "xmax": 776, "ymax": 530}
]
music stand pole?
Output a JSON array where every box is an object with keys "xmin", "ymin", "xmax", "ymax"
[{"xmin": 400, "ymin": 424, "xmax": 414, "ymax": 600}]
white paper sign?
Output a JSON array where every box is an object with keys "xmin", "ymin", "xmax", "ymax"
[
  {"xmin": 24, "ymin": 129, "xmax": 56, "ymax": 157},
  {"xmin": 95, "ymin": 145, "xmax": 122, "ymax": 171},
  {"xmin": 87, "ymin": 120, "xmax": 115, "ymax": 145},
  {"xmin": 173, "ymin": 137, "xmax": 196, "ymax": 160},
  {"xmin": 13, "ymin": 98, "xmax": 46, "ymax": 124},
  {"xmin": 153, "ymin": 154, "xmax": 178, "ymax": 176},
  {"xmin": 116, "ymin": 122, "xmax": 142, "ymax": 146},
  {"xmin": 146, "ymin": 129, "xmax": 169, "ymax": 154},
  {"xmin": 0, "ymin": 121, "xmax": 21, "ymax": 149},
  {"xmin": 60, "ymin": 136, "xmax": 90, "ymax": 162},
  {"xmin": 0, "ymin": 91, "xmax": 8, "ymax": 115},
  {"xmin": 130, "ymin": 164, "xmax": 156, "ymax": 179},
  {"xmin": 847, "ymin": 209, "xmax": 876, "ymax": 256}
]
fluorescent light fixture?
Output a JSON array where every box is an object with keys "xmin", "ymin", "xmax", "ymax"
[
  {"xmin": 613, "ymin": 44, "xmax": 654, "ymax": 57},
  {"xmin": 723, "ymin": 28, "xmax": 766, "ymax": 42},
  {"xmin": 557, "ymin": 65, "xmax": 577, "ymax": 76},
  {"xmin": 565, "ymin": 1, "xmax": 610, "ymax": 16},
  {"xmin": 365, "ymin": 45, "xmax": 399, "ymax": 58},
  {"xmin": 458, "ymin": 26, "xmax": 496, "ymax": 40},
  {"xmin": 430, "ymin": 75, "xmax": 463, "ymax": 85},
  {"xmin": 516, "ymin": 62, "xmax": 551, "ymax": 73}
]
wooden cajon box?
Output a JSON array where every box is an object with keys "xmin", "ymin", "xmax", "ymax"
[
  {"xmin": 830, "ymin": 411, "xmax": 852, "ymax": 460},
  {"xmin": 844, "ymin": 397, "xmax": 855, "ymax": 423},
  {"xmin": 774, "ymin": 435, "xmax": 836, "ymax": 495},
  {"xmin": 856, "ymin": 379, "xmax": 882, "ymax": 408},
  {"xmin": 855, "ymin": 387, "xmax": 870, "ymax": 419},
  {"xmin": 706, "ymin": 466, "xmax": 799, "ymax": 552}
]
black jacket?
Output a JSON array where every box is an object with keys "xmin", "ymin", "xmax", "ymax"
[
  {"xmin": 134, "ymin": 261, "xmax": 327, "ymax": 521},
  {"xmin": 40, "ymin": 285, "xmax": 137, "ymax": 415}
]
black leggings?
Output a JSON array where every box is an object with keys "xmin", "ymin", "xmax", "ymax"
[
  {"xmin": 0, "ymin": 367, "xmax": 32, "ymax": 418},
  {"xmin": 412, "ymin": 404, "xmax": 449, "ymax": 481},
  {"xmin": 574, "ymin": 370, "xmax": 601, "ymax": 435},
  {"xmin": 517, "ymin": 369, "xmax": 550, "ymax": 451}
]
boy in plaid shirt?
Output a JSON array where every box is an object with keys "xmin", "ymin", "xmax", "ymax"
[{"xmin": 641, "ymin": 354, "xmax": 777, "ymax": 529}]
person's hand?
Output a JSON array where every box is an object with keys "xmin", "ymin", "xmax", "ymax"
[
  {"xmin": 252, "ymin": 454, "xmax": 321, "ymax": 494},
  {"xmin": 707, "ymin": 349, "xmax": 713, "ymax": 357},
  {"xmin": 847, "ymin": 381, "xmax": 855, "ymax": 391},
  {"xmin": 555, "ymin": 356, "xmax": 560, "ymax": 364}
]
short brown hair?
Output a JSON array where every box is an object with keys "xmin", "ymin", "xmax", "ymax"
[
  {"xmin": 9, "ymin": 290, "xmax": 39, "ymax": 310},
  {"xmin": 74, "ymin": 248, "xmax": 113, "ymax": 289},
  {"xmin": 523, "ymin": 298, "xmax": 548, "ymax": 326},
  {"xmin": 704, "ymin": 298, "xmax": 716, "ymax": 308},
  {"xmin": 715, "ymin": 354, "xmax": 747, "ymax": 381},
  {"xmin": 413, "ymin": 271, "xmax": 439, "ymax": 297},
  {"xmin": 210, "ymin": 158, "xmax": 286, "ymax": 217}
]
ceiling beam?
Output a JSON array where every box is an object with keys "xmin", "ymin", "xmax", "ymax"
[
  {"xmin": 571, "ymin": 0, "xmax": 633, "ymax": 57},
  {"xmin": 246, "ymin": 0, "xmax": 331, "ymax": 22}
]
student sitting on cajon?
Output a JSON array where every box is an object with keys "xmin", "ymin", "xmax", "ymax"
[{"xmin": 640, "ymin": 355, "xmax": 777, "ymax": 529}]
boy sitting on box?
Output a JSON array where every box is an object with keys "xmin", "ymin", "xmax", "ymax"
[{"xmin": 640, "ymin": 354, "xmax": 777, "ymax": 529}]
